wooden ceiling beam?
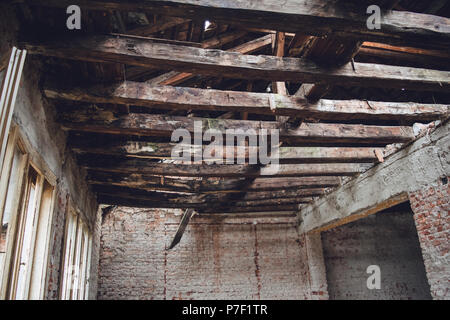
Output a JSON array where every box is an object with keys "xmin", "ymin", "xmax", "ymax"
[
  {"xmin": 72, "ymin": 140, "xmax": 383, "ymax": 164},
  {"xmin": 96, "ymin": 193, "xmax": 313, "ymax": 208},
  {"xmin": 127, "ymin": 16, "xmax": 190, "ymax": 36},
  {"xmin": 58, "ymin": 110, "xmax": 416, "ymax": 147},
  {"xmin": 90, "ymin": 184, "xmax": 326, "ymax": 202},
  {"xmin": 21, "ymin": 0, "xmax": 450, "ymax": 50},
  {"xmin": 24, "ymin": 35, "xmax": 450, "ymax": 92},
  {"xmin": 86, "ymin": 172, "xmax": 342, "ymax": 193},
  {"xmin": 97, "ymin": 193, "xmax": 299, "ymax": 213},
  {"xmin": 145, "ymin": 34, "xmax": 271, "ymax": 86},
  {"xmin": 293, "ymin": 0, "xmax": 413, "ymax": 101},
  {"xmin": 78, "ymin": 157, "xmax": 371, "ymax": 177},
  {"xmin": 45, "ymin": 82, "xmax": 449, "ymax": 124}
]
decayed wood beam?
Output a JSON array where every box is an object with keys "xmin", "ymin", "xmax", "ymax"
[
  {"xmin": 127, "ymin": 16, "xmax": 190, "ymax": 36},
  {"xmin": 59, "ymin": 110, "xmax": 416, "ymax": 147},
  {"xmin": 295, "ymin": 83, "xmax": 332, "ymax": 101},
  {"xmin": 87, "ymin": 172, "xmax": 342, "ymax": 193},
  {"xmin": 293, "ymin": 37, "xmax": 361, "ymax": 100},
  {"xmin": 294, "ymin": 1, "xmax": 407, "ymax": 101},
  {"xmin": 72, "ymin": 139, "xmax": 383, "ymax": 164},
  {"xmin": 198, "ymin": 206, "xmax": 298, "ymax": 214},
  {"xmin": 24, "ymin": 35, "xmax": 450, "ymax": 92},
  {"xmin": 79, "ymin": 157, "xmax": 371, "ymax": 177},
  {"xmin": 45, "ymin": 82, "xmax": 449, "ymax": 124},
  {"xmin": 93, "ymin": 185, "xmax": 320, "ymax": 210},
  {"xmin": 21, "ymin": 0, "xmax": 450, "ymax": 50},
  {"xmin": 357, "ymin": 42, "xmax": 450, "ymax": 71},
  {"xmin": 361, "ymin": 42, "xmax": 450, "ymax": 60},
  {"xmin": 90, "ymin": 185, "xmax": 326, "ymax": 202},
  {"xmin": 200, "ymin": 30, "xmax": 248, "ymax": 49},
  {"xmin": 96, "ymin": 193, "xmax": 313, "ymax": 209},
  {"xmin": 168, "ymin": 208, "xmax": 194, "ymax": 250},
  {"xmin": 145, "ymin": 34, "xmax": 270, "ymax": 86},
  {"xmin": 272, "ymin": 32, "xmax": 287, "ymax": 95},
  {"xmin": 97, "ymin": 194, "xmax": 299, "ymax": 213},
  {"xmin": 95, "ymin": 191, "xmax": 304, "ymax": 212}
]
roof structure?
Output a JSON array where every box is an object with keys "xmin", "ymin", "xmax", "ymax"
[{"xmin": 14, "ymin": 0, "xmax": 450, "ymax": 215}]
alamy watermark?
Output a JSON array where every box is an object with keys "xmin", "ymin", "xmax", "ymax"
[
  {"xmin": 170, "ymin": 121, "xmax": 280, "ymax": 173},
  {"xmin": 66, "ymin": 5, "xmax": 81, "ymax": 30},
  {"xmin": 367, "ymin": 5, "xmax": 381, "ymax": 30},
  {"xmin": 366, "ymin": 265, "xmax": 381, "ymax": 290}
]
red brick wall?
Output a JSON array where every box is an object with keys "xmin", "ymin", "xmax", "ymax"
[
  {"xmin": 97, "ymin": 207, "xmax": 328, "ymax": 300},
  {"xmin": 409, "ymin": 177, "xmax": 450, "ymax": 300}
]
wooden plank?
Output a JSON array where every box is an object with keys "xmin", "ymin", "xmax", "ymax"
[
  {"xmin": 96, "ymin": 193, "xmax": 313, "ymax": 208},
  {"xmin": 97, "ymin": 194, "xmax": 299, "ymax": 213},
  {"xmin": 294, "ymin": 0, "xmax": 404, "ymax": 101},
  {"xmin": 145, "ymin": 34, "xmax": 270, "ymax": 86},
  {"xmin": 58, "ymin": 109, "xmax": 416, "ymax": 147},
  {"xmin": 71, "ymin": 139, "xmax": 383, "ymax": 163},
  {"xmin": 357, "ymin": 42, "xmax": 450, "ymax": 71},
  {"xmin": 22, "ymin": 0, "xmax": 450, "ymax": 50},
  {"xmin": 78, "ymin": 157, "xmax": 371, "ymax": 177},
  {"xmin": 127, "ymin": 16, "xmax": 190, "ymax": 36},
  {"xmin": 24, "ymin": 35, "xmax": 450, "ymax": 92},
  {"xmin": 272, "ymin": 32, "xmax": 287, "ymax": 95},
  {"xmin": 45, "ymin": 82, "xmax": 449, "ymax": 124},
  {"xmin": 168, "ymin": 208, "xmax": 194, "ymax": 250},
  {"xmin": 90, "ymin": 184, "xmax": 325, "ymax": 202},
  {"xmin": 87, "ymin": 172, "xmax": 342, "ymax": 193}
]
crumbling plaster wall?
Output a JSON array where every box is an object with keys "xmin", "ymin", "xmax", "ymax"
[
  {"xmin": 0, "ymin": 4, "xmax": 100, "ymax": 299},
  {"xmin": 97, "ymin": 207, "xmax": 328, "ymax": 300}
]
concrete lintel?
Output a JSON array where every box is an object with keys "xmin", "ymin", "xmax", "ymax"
[{"xmin": 298, "ymin": 121, "xmax": 449, "ymax": 233}]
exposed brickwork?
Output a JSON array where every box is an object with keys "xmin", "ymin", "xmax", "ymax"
[
  {"xmin": 98, "ymin": 208, "xmax": 328, "ymax": 300},
  {"xmin": 409, "ymin": 177, "xmax": 450, "ymax": 300},
  {"xmin": 322, "ymin": 205, "xmax": 432, "ymax": 300}
]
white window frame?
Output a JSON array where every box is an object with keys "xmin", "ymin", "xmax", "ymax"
[
  {"xmin": 0, "ymin": 125, "xmax": 57, "ymax": 300},
  {"xmin": 60, "ymin": 201, "xmax": 92, "ymax": 300}
]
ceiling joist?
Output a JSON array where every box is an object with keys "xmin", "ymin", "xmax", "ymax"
[
  {"xmin": 24, "ymin": 35, "xmax": 450, "ymax": 92},
  {"xmin": 21, "ymin": 0, "xmax": 450, "ymax": 50}
]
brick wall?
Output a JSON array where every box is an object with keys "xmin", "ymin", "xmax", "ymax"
[
  {"xmin": 409, "ymin": 177, "xmax": 450, "ymax": 300},
  {"xmin": 322, "ymin": 203, "xmax": 432, "ymax": 300},
  {"xmin": 97, "ymin": 207, "xmax": 328, "ymax": 300}
]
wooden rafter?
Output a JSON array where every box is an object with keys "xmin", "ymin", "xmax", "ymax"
[
  {"xmin": 78, "ymin": 157, "xmax": 371, "ymax": 178},
  {"xmin": 45, "ymin": 82, "xmax": 449, "ymax": 124},
  {"xmin": 145, "ymin": 34, "xmax": 271, "ymax": 86},
  {"xmin": 21, "ymin": 0, "xmax": 450, "ymax": 50},
  {"xmin": 86, "ymin": 173, "xmax": 342, "ymax": 194},
  {"xmin": 58, "ymin": 110, "xmax": 416, "ymax": 147},
  {"xmin": 71, "ymin": 140, "xmax": 384, "ymax": 164},
  {"xmin": 23, "ymin": 35, "xmax": 450, "ymax": 92}
]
